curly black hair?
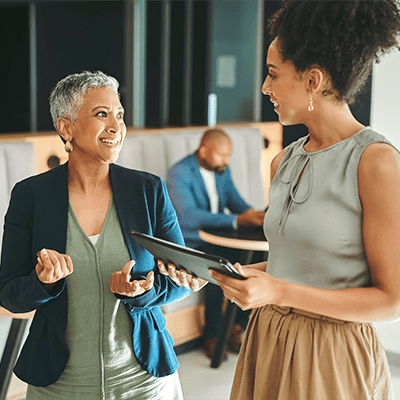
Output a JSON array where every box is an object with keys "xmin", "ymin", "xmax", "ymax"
[{"xmin": 268, "ymin": 0, "xmax": 400, "ymax": 103}]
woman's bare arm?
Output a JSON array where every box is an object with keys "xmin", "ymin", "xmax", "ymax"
[{"xmin": 211, "ymin": 143, "xmax": 400, "ymax": 322}]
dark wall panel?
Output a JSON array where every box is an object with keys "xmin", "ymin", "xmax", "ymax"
[
  {"xmin": 0, "ymin": 4, "xmax": 30, "ymax": 133},
  {"xmin": 145, "ymin": 2, "xmax": 210, "ymax": 128},
  {"xmin": 350, "ymin": 73, "xmax": 372, "ymax": 127},
  {"xmin": 145, "ymin": 3, "xmax": 163, "ymax": 128},
  {"xmin": 168, "ymin": 2, "xmax": 185, "ymax": 127},
  {"xmin": 36, "ymin": 1, "xmax": 124, "ymax": 131},
  {"xmin": 191, "ymin": 2, "xmax": 210, "ymax": 126},
  {"xmin": 261, "ymin": 1, "xmax": 280, "ymax": 125}
]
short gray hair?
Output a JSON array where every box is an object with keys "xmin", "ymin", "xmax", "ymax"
[{"xmin": 49, "ymin": 70, "xmax": 120, "ymax": 135}]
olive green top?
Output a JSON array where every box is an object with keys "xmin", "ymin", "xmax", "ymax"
[{"xmin": 27, "ymin": 199, "xmax": 182, "ymax": 400}]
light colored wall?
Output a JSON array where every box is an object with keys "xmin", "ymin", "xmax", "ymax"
[
  {"xmin": 371, "ymin": 49, "xmax": 400, "ymax": 150},
  {"xmin": 370, "ymin": 47, "xmax": 400, "ymax": 356}
]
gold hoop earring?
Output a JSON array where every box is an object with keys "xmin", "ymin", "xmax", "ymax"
[
  {"xmin": 308, "ymin": 93, "xmax": 314, "ymax": 112},
  {"xmin": 65, "ymin": 140, "xmax": 74, "ymax": 153}
]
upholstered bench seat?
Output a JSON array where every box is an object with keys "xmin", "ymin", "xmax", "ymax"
[{"xmin": 0, "ymin": 142, "xmax": 36, "ymax": 257}]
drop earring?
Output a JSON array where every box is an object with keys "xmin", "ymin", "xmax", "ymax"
[
  {"xmin": 308, "ymin": 92, "xmax": 314, "ymax": 112},
  {"xmin": 65, "ymin": 140, "xmax": 74, "ymax": 153}
]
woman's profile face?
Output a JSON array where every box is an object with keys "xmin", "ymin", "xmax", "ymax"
[
  {"xmin": 69, "ymin": 86, "xmax": 126, "ymax": 165},
  {"xmin": 262, "ymin": 38, "xmax": 309, "ymax": 126}
]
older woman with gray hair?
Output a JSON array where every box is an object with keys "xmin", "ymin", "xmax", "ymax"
[{"xmin": 0, "ymin": 71, "xmax": 200, "ymax": 399}]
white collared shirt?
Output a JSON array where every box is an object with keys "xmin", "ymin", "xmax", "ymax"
[{"xmin": 199, "ymin": 167, "xmax": 219, "ymax": 214}]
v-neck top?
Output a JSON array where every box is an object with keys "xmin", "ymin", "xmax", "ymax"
[
  {"xmin": 27, "ymin": 198, "xmax": 183, "ymax": 400},
  {"xmin": 263, "ymin": 127, "xmax": 395, "ymax": 289}
]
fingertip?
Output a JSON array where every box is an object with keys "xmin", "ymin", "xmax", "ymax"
[
  {"xmin": 157, "ymin": 260, "xmax": 167, "ymax": 273},
  {"xmin": 122, "ymin": 260, "xmax": 135, "ymax": 275},
  {"xmin": 234, "ymin": 262, "xmax": 243, "ymax": 273},
  {"xmin": 191, "ymin": 279, "xmax": 200, "ymax": 291}
]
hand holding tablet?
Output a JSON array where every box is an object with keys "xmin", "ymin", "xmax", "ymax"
[
  {"xmin": 156, "ymin": 259, "xmax": 206, "ymax": 292},
  {"xmin": 130, "ymin": 231, "xmax": 245, "ymax": 286}
]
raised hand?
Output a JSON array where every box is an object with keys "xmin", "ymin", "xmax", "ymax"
[
  {"xmin": 157, "ymin": 260, "xmax": 208, "ymax": 292},
  {"xmin": 109, "ymin": 260, "xmax": 154, "ymax": 297},
  {"xmin": 36, "ymin": 248, "xmax": 73, "ymax": 284}
]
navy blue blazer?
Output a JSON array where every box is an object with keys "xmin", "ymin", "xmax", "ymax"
[
  {"xmin": 0, "ymin": 163, "xmax": 191, "ymax": 387},
  {"xmin": 166, "ymin": 153, "xmax": 251, "ymax": 248}
]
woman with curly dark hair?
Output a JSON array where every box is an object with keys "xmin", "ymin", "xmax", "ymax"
[{"xmin": 208, "ymin": 1, "xmax": 400, "ymax": 398}]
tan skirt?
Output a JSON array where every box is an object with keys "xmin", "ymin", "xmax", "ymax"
[{"xmin": 230, "ymin": 304, "xmax": 393, "ymax": 400}]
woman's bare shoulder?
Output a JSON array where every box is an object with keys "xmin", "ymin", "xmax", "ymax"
[
  {"xmin": 358, "ymin": 142, "xmax": 400, "ymax": 206},
  {"xmin": 359, "ymin": 142, "xmax": 400, "ymax": 182}
]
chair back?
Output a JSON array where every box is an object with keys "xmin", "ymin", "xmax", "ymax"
[{"xmin": 0, "ymin": 142, "xmax": 36, "ymax": 256}]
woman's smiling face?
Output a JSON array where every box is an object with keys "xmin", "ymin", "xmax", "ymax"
[
  {"xmin": 69, "ymin": 86, "xmax": 126, "ymax": 165},
  {"xmin": 262, "ymin": 38, "xmax": 310, "ymax": 126}
]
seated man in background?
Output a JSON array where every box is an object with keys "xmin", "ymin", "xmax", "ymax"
[{"xmin": 167, "ymin": 128, "xmax": 265, "ymax": 358}]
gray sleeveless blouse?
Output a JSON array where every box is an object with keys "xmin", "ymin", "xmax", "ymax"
[{"xmin": 263, "ymin": 127, "xmax": 393, "ymax": 289}]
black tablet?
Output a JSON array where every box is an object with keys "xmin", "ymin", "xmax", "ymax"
[{"xmin": 130, "ymin": 231, "xmax": 245, "ymax": 286}]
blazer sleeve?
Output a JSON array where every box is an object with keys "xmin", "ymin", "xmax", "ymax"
[
  {"xmin": 115, "ymin": 175, "xmax": 191, "ymax": 308},
  {"xmin": 166, "ymin": 163, "xmax": 238, "ymax": 231},
  {"xmin": 0, "ymin": 182, "xmax": 64, "ymax": 313}
]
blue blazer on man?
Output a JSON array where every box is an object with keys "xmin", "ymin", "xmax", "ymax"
[
  {"xmin": 0, "ymin": 163, "xmax": 191, "ymax": 387},
  {"xmin": 166, "ymin": 153, "xmax": 251, "ymax": 248}
]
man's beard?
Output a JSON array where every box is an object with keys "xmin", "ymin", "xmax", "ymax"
[{"xmin": 213, "ymin": 165, "xmax": 227, "ymax": 174}]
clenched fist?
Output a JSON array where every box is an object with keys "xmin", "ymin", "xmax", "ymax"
[
  {"xmin": 36, "ymin": 248, "xmax": 73, "ymax": 284},
  {"xmin": 109, "ymin": 260, "xmax": 154, "ymax": 297}
]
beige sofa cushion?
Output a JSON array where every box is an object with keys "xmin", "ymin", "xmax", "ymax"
[
  {"xmin": 0, "ymin": 142, "xmax": 36, "ymax": 256},
  {"xmin": 118, "ymin": 127, "xmax": 265, "ymax": 210}
]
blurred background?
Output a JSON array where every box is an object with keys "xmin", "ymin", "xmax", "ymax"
[
  {"xmin": 1, "ymin": 1, "xmax": 400, "ymax": 399},
  {"xmin": 0, "ymin": 0, "xmax": 374, "ymax": 147}
]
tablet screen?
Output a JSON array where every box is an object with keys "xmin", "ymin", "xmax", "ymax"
[{"xmin": 130, "ymin": 231, "xmax": 245, "ymax": 285}]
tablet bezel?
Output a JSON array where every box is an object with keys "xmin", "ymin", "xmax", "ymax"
[{"xmin": 129, "ymin": 230, "xmax": 245, "ymax": 285}]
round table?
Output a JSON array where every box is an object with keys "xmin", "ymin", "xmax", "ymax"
[
  {"xmin": 199, "ymin": 226, "xmax": 269, "ymax": 252},
  {"xmin": 199, "ymin": 226, "xmax": 269, "ymax": 368}
]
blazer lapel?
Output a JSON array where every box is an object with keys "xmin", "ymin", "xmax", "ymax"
[
  {"xmin": 33, "ymin": 163, "xmax": 69, "ymax": 257},
  {"xmin": 109, "ymin": 164, "xmax": 144, "ymax": 262}
]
